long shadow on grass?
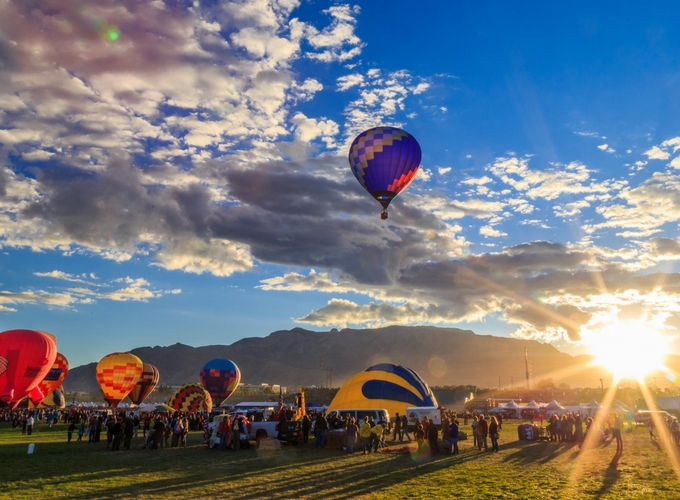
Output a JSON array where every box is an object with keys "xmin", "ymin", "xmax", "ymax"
[
  {"xmin": 594, "ymin": 448, "xmax": 622, "ymax": 499},
  {"xmin": 502, "ymin": 441, "xmax": 577, "ymax": 466}
]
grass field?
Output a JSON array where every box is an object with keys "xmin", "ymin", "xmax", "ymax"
[{"xmin": 2, "ymin": 420, "xmax": 680, "ymax": 499}]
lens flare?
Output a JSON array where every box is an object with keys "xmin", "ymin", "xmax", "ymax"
[{"xmin": 585, "ymin": 320, "xmax": 669, "ymax": 380}]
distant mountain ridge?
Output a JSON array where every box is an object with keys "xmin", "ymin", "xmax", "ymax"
[{"xmin": 62, "ymin": 325, "xmax": 639, "ymax": 395}]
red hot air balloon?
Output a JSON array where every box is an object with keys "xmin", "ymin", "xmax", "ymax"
[
  {"xmin": 128, "ymin": 363, "xmax": 160, "ymax": 405},
  {"xmin": 348, "ymin": 126, "xmax": 422, "ymax": 219},
  {"xmin": 0, "ymin": 329, "xmax": 57, "ymax": 407},
  {"xmin": 31, "ymin": 352, "xmax": 69, "ymax": 406}
]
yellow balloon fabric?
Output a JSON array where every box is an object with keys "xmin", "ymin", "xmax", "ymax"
[
  {"xmin": 96, "ymin": 352, "xmax": 143, "ymax": 407},
  {"xmin": 168, "ymin": 383, "xmax": 212, "ymax": 413},
  {"xmin": 329, "ymin": 363, "xmax": 438, "ymax": 418}
]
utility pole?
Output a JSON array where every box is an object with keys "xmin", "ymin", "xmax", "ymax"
[
  {"xmin": 498, "ymin": 376, "xmax": 501, "ymax": 390},
  {"xmin": 524, "ymin": 348, "xmax": 530, "ymax": 390},
  {"xmin": 320, "ymin": 359, "xmax": 324, "ymax": 388}
]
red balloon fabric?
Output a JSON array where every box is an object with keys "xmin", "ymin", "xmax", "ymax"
[{"xmin": 0, "ymin": 329, "xmax": 57, "ymax": 406}]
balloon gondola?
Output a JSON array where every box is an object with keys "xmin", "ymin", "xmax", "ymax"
[{"xmin": 348, "ymin": 126, "xmax": 422, "ymax": 220}]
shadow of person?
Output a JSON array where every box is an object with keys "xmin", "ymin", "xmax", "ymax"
[
  {"xmin": 650, "ymin": 438, "xmax": 661, "ymax": 451},
  {"xmin": 595, "ymin": 449, "xmax": 622, "ymax": 499}
]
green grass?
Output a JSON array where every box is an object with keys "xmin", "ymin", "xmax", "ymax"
[{"xmin": 1, "ymin": 420, "xmax": 679, "ymax": 499}]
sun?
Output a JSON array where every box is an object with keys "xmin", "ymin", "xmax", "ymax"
[{"xmin": 586, "ymin": 320, "xmax": 670, "ymax": 380}]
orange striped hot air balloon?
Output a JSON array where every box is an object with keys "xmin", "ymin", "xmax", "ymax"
[
  {"xmin": 96, "ymin": 352, "xmax": 143, "ymax": 407},
  {"xmin": 128, "ymin": 363, "xmax": 160, "ymax": 405},
  {"xmin": 31, "ymin": 352, "xmax": 69, "ymax": 406}
]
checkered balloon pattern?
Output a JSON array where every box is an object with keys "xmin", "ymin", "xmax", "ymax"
[
  {"xmin": 96, "ymin": 352, "xmax": 143, "ymax": 407},
  {"xmin": 0, "ymin": 356, "xmax": 7, "ymax": 376},
  {"xmin": 199, "ymin": 358, "xmax": 241, "ymax": 405},
  {"xmin": 169, "ymin": 383, "xmax": 212, "ymax": 413},
  {"xmin": 348, "ymin": 127, "xmax": 422, "ymax": 206},
  {"xmin": 34, "ymin": 352, "xmax": 69, "ymax": 404}
]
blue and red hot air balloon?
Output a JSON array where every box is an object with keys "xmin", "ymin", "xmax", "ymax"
[
  {"xmin": 199, "ymin": 359, "xmax": 241, "ymax": 406},
  {"xmin": 348, "ymin": 126, "xmax": 422, "ymax": 219}
]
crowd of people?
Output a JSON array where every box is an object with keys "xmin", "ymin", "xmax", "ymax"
[{"xmin": 3, "ymin": 405, "xmax": 676, "ymax": 458}]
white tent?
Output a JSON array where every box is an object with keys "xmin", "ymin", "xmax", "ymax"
[
  {"xmin": 581, "ymin": 399, "xmax": 600, "ymax": 409},
  {"xmin": 524, "ymin": 400, "xmax": 541, "ymax": 409},
  {"xmin": 543, "ymin": 400, "xmax": 564, "ymax": 415}
]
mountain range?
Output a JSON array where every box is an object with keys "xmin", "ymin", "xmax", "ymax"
[{"xmin": 63, "ymin": 325, "xmax": 648, "ymax": 396}]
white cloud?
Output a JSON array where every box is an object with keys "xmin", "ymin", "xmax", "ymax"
[
  {"xmin": 644, "ymin": 145, "xmax": 671, "ymax": 160},
  {"xmin": 598, "ymin": 143, "xmax": 615, "ymax": 153},
  {"xmin": 337, "ymin": 74, "xmax": 364, "ymax": 91},
  {"xmin": 438, "ymin": 167, "xmax": 452, "ymax": 175},
  {"xmin": 480, "ymin": 225, "xmax": 507, "ymax": 238}
]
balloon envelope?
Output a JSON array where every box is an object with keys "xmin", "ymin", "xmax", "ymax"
[
  {"xmin": 0, "ymin": 329, "xmax": 57, "ymax": 406},
  {"xmin": 199, "ymin": 358, "xmax": 240, "ymax": 405},
  {"xmin": 96, "ymin": 352, "xmax": 143, "ymax": 407},
  {"xmin": 128, "ymin": 363, "xmax": 160, "ymax": 405},
  {"xmin": 328, "ymin": 363, "xmax": 437, "ymax": 419},
  {"xmin": 348, "ymin": 127, "xmax": 422, "ymax": 218},
  {"xmin": 32, "ymin": 352, "xmax": 69, "ymax": 405},
  {"xmin": 169, "ymin": 383, "xmax": 212, "ymax": 413}
]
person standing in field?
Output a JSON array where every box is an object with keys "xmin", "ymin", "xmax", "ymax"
[
  {"xmin": 360, "ymin": 416, "xmax": 372, "ymax": 454},
  {"xmin": 392, "ymin": 412, "xmax": 401, "ymax": 441},
  {"xmin": 426, "ymin": 418, "xmax": 439, "ymax": 454},
  {"xmin": 26, "ymin": 414, "xmax": 34, "ymax": 436},
  {"xmin": 471, "ymin": 416, "xmax": 479, "ymax": 448},
  {"xmin": 123, "ymin": 417, "xmax": 134, "ymax": 450},
  {"xmin": 346, "ymin": 417, "xmax": 358, "ymax": 454},
  {"xmin": 489, "ymin": 416, "xmax": 499, "ymax": 453},
  {"xmin": 647, "ymin": 418, "xmax": 655, "ymax": 439},
  {"xmin": 301, "ymin": 414, "xmax": 310, "ymax": 444},
  {"xmin": 613, "ymin": 413, "xmax": 623, "ymax": 451},
  {"xmin": 415, "ymin": 423, "xmax": 427, "ymax": 453},
  {"xmin": 477, "ymin": 416, "xmax": 488, "ymax": 451},
  {"xmin": 67, "ymin": 422, "xmax": 76, "ymax": 443},
  {"xmin": 448, "ymin": 418, "xmax": 459, "ymax": 455},
  {"xmin": 400, "ymin": 414, "xmax": 411, "ymax": 442},
  {"xmin": 315, "ymin": 412, "xmax": 329, "ymax": 449}
]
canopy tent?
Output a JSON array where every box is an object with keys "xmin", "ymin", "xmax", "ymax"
[
  {"xmin": 581, "ymin": 399, "xmax": 600, "ymax": 409},
  {"xmin": 524, "ymin": 400, "xmax": 541, "ymax": 409},
  {"xmin": 139, "ymin": 403, "xmax": 173, "ymax": 413},
  {"xmin": 504, "ymin": 400, "xmax": 520, "ymax": 408},
  {"xmin": 543, "ymin": 400, "xmax": 564, "ymax": 411}
]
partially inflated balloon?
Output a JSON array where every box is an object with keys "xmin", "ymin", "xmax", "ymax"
[
  {"xmin": 28, "ymin": 386, "xmax": 65, "ymax": 409},
  {"xmin": 168, "ymin": 383, "xmax": 212, "ymax": 413},
  {"xmin": 199, "ymin": 359, "xmax": 240, "ymax": 406},
  {"xmin": 32, "ymin": 352, "xmax": 69, "ymax": 405},
  {"xmin": 128, "ymin": 363, "xmax": 160, "ymax": 405},
  {"xmin": 329, "ymin": 363, "xmax": 437, "ymax": 419},
  {"xmin": 0, "ymin": 329, "xmax": 57, "ymax": 406},
  {"xmin": 348, "ymin": 126, "xmax": 422, "ymax": 219},
  {"xmin": 96, "ymin": 352, "xmax": 143, "ymax": 407}
]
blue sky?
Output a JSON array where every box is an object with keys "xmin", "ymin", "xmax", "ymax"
[{"xmin": 2, "ymin": 1, "xmax": 680, "ymax": 367}]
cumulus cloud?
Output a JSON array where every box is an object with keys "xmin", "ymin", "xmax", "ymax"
[
  {"xmin": 598, "ymin": 143, "xmax": 615, "ymax": 153},
  {"xmin": 4, "ymin": 2, "xmax": 680, "ymax": 348}
]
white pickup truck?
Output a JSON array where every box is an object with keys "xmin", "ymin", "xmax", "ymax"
[{"xmin": 208, "ymin": 414, "xmax": 281, "ymax": 448}]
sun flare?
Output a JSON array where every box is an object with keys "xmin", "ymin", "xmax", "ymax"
[{"xmin": 586, "ymin": 321, "xmax": 670, "ymax": 380}]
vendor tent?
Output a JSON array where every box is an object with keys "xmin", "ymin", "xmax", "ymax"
[
  {"xmin": 524, "ymin": 400, "xmax": 541, "ymax": 409},
  {"xmin": 543, "ymin": 400, "xmax": 564, "ymax": 414}
]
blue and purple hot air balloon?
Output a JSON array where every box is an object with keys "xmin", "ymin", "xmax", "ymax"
[
  {"xmin": 199, "ymin": 358, "xmax": 241, "ymax": 406},
  {"xmin": 348, "ymin": 126, "xmax": 422, "ymax": 219}
]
